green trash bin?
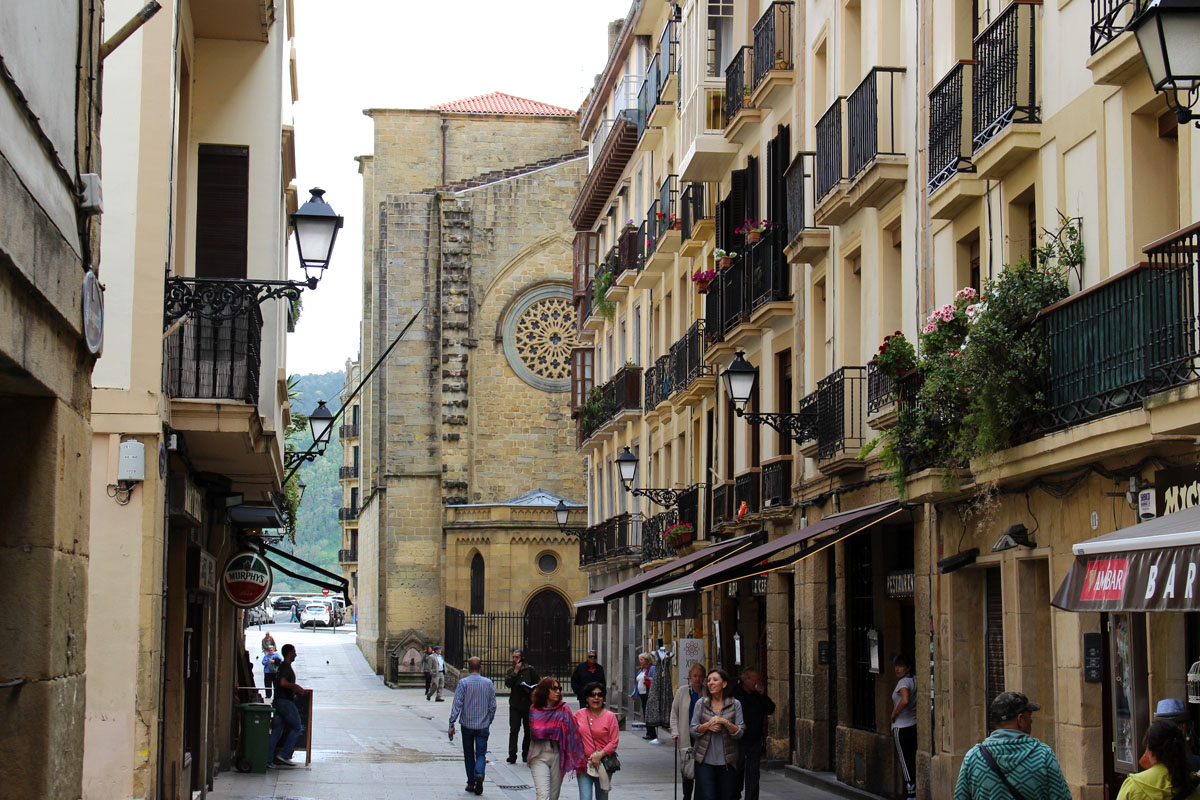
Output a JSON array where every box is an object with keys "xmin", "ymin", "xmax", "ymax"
[{"xmin": 238, "ymin": 702, "xmax": 275, "ymax": 773}]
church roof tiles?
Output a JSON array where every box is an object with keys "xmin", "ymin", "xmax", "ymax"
[{"xmin": 431, "ymin": 92, "xmax": 576, "ymax": 117}]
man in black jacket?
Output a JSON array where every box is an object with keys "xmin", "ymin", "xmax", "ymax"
[
  {"xmin": 730, "ymin": 668, "xmax": 775, "ymax": 800},
  {"xmin": 570, "ymin": 651, "xmax": 606, "ymax": 705},
  {"xmin": 502, "ymin": 649, "xmax": 539, "ymax": 762}
]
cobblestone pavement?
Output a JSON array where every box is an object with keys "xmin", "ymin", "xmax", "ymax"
[{"xmin": 211, "ymin": 622, "xmax": 849, "ymax": 800}]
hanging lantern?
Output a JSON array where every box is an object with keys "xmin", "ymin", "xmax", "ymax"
[{"xmin": 1188, "ymin": 660, "xmax": 1200, "ymax": 704}]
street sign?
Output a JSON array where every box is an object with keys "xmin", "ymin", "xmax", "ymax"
[{"xmin": 322, "ymin": 588, "xmax": 330, "ymax": 596}]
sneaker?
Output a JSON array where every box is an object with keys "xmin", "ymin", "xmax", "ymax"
[
  {"xmin": 275, "ymin": 756, "xmax": 298, "ymax": 767},
  {"xmin": 648, "ymin": 738, "xmax": 662, "ymax": 744},
  {"xmin": 436, "ymin": 698, "xmax": 445, "ymax": 702},
  {"xmin": 266, "ymin": 761, "xmax": 278, "ymax": 770}
]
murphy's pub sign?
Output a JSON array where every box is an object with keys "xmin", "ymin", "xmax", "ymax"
[{"xmin": 222, "ymin": 551, "xmax": 273, "ymax": 608}]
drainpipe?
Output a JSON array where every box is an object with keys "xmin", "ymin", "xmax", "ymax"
[
  {"xmin": 100, "ymin": 1, "xmax": 162, "ymax": 60},
  {"xmin": 441, "ymin": 116, "xmax": 449, "ymax": 187}
]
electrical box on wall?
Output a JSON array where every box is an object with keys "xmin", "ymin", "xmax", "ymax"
[{"xmin": 118, "ymin": 439, "xmax": 145, "ymax": 482}]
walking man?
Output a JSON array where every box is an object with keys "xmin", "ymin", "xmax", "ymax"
[
  {"xmin": 503, "ymin": 649, "xmax": 539, "ymax": 763},
  {"xmin": 954, "ymin": 691, "xmax": 1070, "ymax": 799},
  {"xmin": 422, "ymin": 646, "xmax": 435, "ymax": 697},
  {"xmin": 730, "ymin": 668, "xmax": 775, "ymax": 800},
  {"xmin": 427, "ymin": 644, "xmax": 446, "ymax": 702},
  {"xmin": 266, "ymin": 644, "xmax": 308, "ymax": 768},
  {"xmin": 449, "ymin": 657, "xmax": 497, "ymax": 796},
  {"xmin": 570, "ymin": 650, "xmax": 606, "ymax": 706}
]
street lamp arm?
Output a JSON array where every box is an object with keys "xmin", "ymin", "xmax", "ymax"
[
  {"xmin": 629, "ymin": 483, "xmax": 710, "ymax": 508},
  {"xmin": 737, "ymin": 408, "xmax": 818, "ymax": 445},
  {"xmin": 164, "ymin": 276, "xmax": 318, "ymax": 326}
]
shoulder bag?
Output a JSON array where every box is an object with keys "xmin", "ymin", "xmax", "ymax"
[
  {"xmin": 681, "ymin": 746, "xmax": 695, "ymax": 780},
  {"xmin": 977, "ymin": 745, "xmax": 1031, "ymax": 800},
  {"xmin": 586, "ymin": 712, "xmax": 621, "ymax": 775}
]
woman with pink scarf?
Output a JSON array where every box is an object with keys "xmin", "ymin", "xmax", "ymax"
[{"xmin": 528, "ymin": 677, "xmax": 588, "ymax": 800}]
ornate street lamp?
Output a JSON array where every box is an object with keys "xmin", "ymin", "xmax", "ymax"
[
  {"xmin": 1131, "ymin": 0, "xmax": 1200, "ymax": 125},
  {"xmin": 721, "ymin": 350, "xmax": 817, "ymax": 443},
  {"xmin": 554, "ymin": 499, "xmax": 586, "ymax": 537},
  {"xmin": 291, "ymin": 188, "xmax": 344, "ymax": 286},
  {"xmin": 284, "ymin": 400, "xmax": 336, "ymax": 468},
  {"xmin": 614, "ymin": 446, "xmax": 703, "ymax": 508}
]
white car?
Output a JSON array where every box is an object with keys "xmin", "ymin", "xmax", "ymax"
[{"xmin": 299, "ymin": 602, "xmax": 331, "ymax": 627}]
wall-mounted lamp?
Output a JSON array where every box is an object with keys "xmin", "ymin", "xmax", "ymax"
[
  {"xmin": 992, "ymin": 523, "xmax": 1037, "ymax": 553},
  {"xmin": 937, "ymin": 548, "xmax": 980, "ymax": 574}
]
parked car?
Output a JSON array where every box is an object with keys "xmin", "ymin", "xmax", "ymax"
[
  {"xmin": 246, "ymin": 604, "xmax": 271, "ymax": 626},
  {"xmin": 329, "ymin": 597, "xmax": 346, "ymax": 626},
  {"xmin": 300, "ymin": 602, "xmax": 331, "ymax": 628},
  {"xmin": 271, "ymin": 595, "xmax": 298, "ymax": 612}
]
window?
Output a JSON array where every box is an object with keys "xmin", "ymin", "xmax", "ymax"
[
  {"xmin": 353, "ymin": 446, "xmax": 360, "ymax": 472},
  {"xmin": 195, "ymin": 145, "xmax": 249, "ymax": 279},
  {"xmin": 571, "ymin": 348, "xmax": 594, "ymax": 414},
  {"xmin": 707, "ymin": 0, "xmax": 734, "ymax": 76},
  {"xmin": 349, "ymin": 486, "xmax": 358, "ymax": 510},
  {"xmin": 633, "ymin": 303, "xmax": 642, "ymax": 366},
  {"xmin": 538, "ymin": 553, "xmax": 559, "ymax": 574},
  {"xmin": 848, "ymin": 534, "xmax": 876, "ymax": 730},
  {"xmin": 470, "ymin": 554, "xmax": 484, "ymax": 614},
  {"xmin": 776, "ymin": 350, "xmax": 792, "ymax": 456},
  {"xmin": 352, "ymin": 404, "xmax": 359, "ymax": 425}
]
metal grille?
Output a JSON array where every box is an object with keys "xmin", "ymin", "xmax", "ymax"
[
  {"xmin": 712, "ymin": 483, "xmax": 733, "ymax": 526},
  {"xmin": 669, "ymin": 320, "xmax": 711, "ymax": 395},
  {"xmin": 164, "ymin": 304, "xmax": 262, "ymax": 404},
  {"xmin": 816, "ymin": 366, "xmax": 867, "ymax": 461},
  {"xmin": 659, "ymin": 174, "xmax": 678, "ymax": 234},
  {"xmin": 985, "ymin": 568, "xmax": 1005, "ymax": 727},
  {"xmin": 847, "ymin": 68, "xmax": 905, "ymax": 180},
  {"xmin": 848, "ymin": 534, "xmax": 876, "ymax": 731},
  {"xmin": 734, "ymin": 472, "xmax": 761, "ymax": 516},
  {"xmin": 658, "ymin": 20, "xmax": 678, "ymax": 95},
  {"xmin": 972, "ymin": 2, "xmax": 1039, "ymax": 152},
  {"xmin": 1091, "ymin": 0, "xmax": 1145, "ymax": 53},
  {"xmin": 456, "ymin": 606, "xmax": 588, "ymax": 686},
  {"xmin": 680, "ymin": 182, "xmax": 715, "ymax": 242},
  {"xmin": 725, "ymin": 46, "xmax": 753, "ymax": 123},
  {"xmin": 865, "ymin": 361, "xmax": 895, "ymax": 415},
  {"xmin": 645, "ymin": 199, "xmax": 661, "ymax": 258},
  {"xmin": 762, "ymin": 460, "xmax": 791, "ymax": 508},
  {"xmin": 783, "ymin": 153, "xmax": 810, "ymax": 241},
  {"xmin": 641, "ymin": 509, "xmax": 680, "ymax": 564},
  {"xmin": 815, "ymin": 99, "xmax": 844, "ymax": 201},
  {"xmin": 794, "ymin": 390, "xmax": 820, "ymax": 444},
  {"xmin": 578, "ymin": 513, "xmax": 641, "ymax": 567},
  {"xmin": 677, "ymin": 484, "xmax": 705, "ymax": 532},
  {"xmin": 748, "ymin": 225, "xmax": 791, "ymax": 311},
  {"xmin": 720, "ymin": 256, "xmax": 748, "ymax": 337},
  {"xmin": 752, "ymin": 2, "xmax": 794, "ymax": 87},
  {"xmin": 928, "ymin": 62, "xmax": 975, "ymax": 190},
  {"xmin": 705, "ymin": 278, "xmax": 724, "ymax": 346}
]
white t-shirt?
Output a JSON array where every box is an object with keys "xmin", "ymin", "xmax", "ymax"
[
  {"xmin": 891, "ymin": 675, "xmax": 917, "ymax": 728},
  {"xmin": 635, "ymin": 668, "xmax": 651, "ymax": 696}
]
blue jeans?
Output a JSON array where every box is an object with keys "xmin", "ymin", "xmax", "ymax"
[
  {"xmin": 268, "ymin": 698, "xmax": 304, "ymax": 761},
  {"xmin": 461, "ymin": 726, "xmax": 490, "ymax": 783},
  {"xmin": 577, "ymin": 772, "xmax": 608, "ymax": 800},
  {"xmin": 694, "ymin": 761, "xmax": 739, "ymax": 800}
]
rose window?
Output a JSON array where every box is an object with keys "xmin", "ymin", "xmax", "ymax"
[{"xmin": 512, "ymin": 297, "xmax": 578, "ymax": 381}]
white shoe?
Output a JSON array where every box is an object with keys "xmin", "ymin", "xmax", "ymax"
[
  {"xmin": 648, "ymin": 738, "xmax": 661, "ymax": 744},
  {"xmin": 275, "ymin": 756, "xmax": 298, "ymax": 766}
]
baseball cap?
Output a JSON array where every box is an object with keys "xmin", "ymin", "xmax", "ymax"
[
  {"xmin": 1155, "ymin": 698, "xmax": 1189, "ymax": 720},
  {"xmin": 434, "ymin": 645, "xmax": 442, "ymax": 651},
  {"xmin": 990, "ymin": 691, "xmax": 1041, "ymax": 722}
]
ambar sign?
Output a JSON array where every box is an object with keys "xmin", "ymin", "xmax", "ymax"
[{"xmin": 222, "ymin": 552, "xmax": 272, "ymax": 608}]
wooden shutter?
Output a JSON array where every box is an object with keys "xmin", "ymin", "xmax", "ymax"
[
  {"xmin": 746, "ymin": 156, "xmax": 760, "ymax": 222},
  {"xmin": 728, "ymin": 168, "xmax": 748, "ymax": 252},
  {"xmin": 195, "ymin": 144, "xmax": 249, "ymax": 279},
  {"xmin": 571, "ymin": 347, "xmax": 594, "ymax": 414},
  {"xmin": 768, "ymin": 125, "xmax": 791, "ymax": 237},
  {"xmin": 573, "ymin": 232, "xmax": 599, "ymax": 300}
]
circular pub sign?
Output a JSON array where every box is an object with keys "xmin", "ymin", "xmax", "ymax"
[{"xmin": 222, "ymin": 551, "xmax": 273, "ymax": 608}]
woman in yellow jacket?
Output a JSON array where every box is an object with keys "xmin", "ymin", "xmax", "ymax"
[{"xmin": 1117, "ymin": 721, "xmax": 1200, "ymax": 800}]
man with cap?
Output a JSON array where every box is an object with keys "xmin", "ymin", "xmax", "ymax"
[
  {"xmin": 1152, "ymin": 698, "xmax": 1200, "ymax": 771},
  {"xmin": 954, "ymin": 691, "xmax": 1070, "ymax": 800},
  {"xmin": 427, "ymin": 644, "xmax": 446, "ymax": 702}
]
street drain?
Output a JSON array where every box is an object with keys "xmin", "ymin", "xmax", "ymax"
[{"xmin": 496, "ymin": 785, "xmax": 532, "ymax": 790}]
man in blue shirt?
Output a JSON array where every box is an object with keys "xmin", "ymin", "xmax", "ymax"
[{"xmin": 449, "ymin": 657, "xmax": 497, "ymax": 795}]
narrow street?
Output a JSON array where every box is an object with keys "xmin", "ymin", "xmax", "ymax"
[{"xmin": 213, "ymin": 623, "xmax": 850, "ymax": 800}]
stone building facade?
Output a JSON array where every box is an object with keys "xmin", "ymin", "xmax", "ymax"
[{"xmin": 355, "ymin": 95, "xmax": 591, "ymax": 676}]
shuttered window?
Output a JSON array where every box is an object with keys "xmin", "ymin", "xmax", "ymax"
[
  {"xmin": 767, "ymin": 125, "xmax": 791, "ymax": 239},
  {"xmin": 571, "ymin": 347, "xmax": 594, "ymax": 414},
  {"xmin": 573, "ymin": 232, "xmax": 599, "ymax": 300},
  {"xmin": 195, "ymin": 144, "xmax": 250, "ymax": 279}
]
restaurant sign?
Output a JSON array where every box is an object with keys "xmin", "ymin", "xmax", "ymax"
[
  {"xmin": 648, "ymin": 592, "xmax": 699, "ymax": 621},
  {"xmin": 1053, "ymin": 544, "xmax": 1200, "ymax": 612}
]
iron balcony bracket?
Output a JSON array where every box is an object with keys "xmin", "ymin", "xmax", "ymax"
[
  {"xmin": 630, "ymin": 482, "xmax": 709, "ymax": 509},
  {"xmin": 164, "ymin": 276, "xmax": 319, "ymax": 327}
]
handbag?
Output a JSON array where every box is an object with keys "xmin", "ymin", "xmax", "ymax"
[
  {"xmin": 586, "ymin": 711, "xmax": 621, "ymax": 775},
  {"xmin": 680, "ymin": 746, "xmax": 695, "ymax": 780}
]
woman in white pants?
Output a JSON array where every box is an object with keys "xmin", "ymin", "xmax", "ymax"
[{"xmin": 528, "ymin": 678, "xmax": 588, "ymax": 800}]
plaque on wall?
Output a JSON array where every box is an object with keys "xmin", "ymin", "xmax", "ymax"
[
  {"xmin": 818, "ymin": 641, "xmax": 830, "ymax": 665},
  {"xmin": 1083, "ymin": 632, "xmax": 1102, "ymax": 683}
]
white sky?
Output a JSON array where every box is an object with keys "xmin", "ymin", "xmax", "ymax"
[{"xmin": 285, "ymin": 0, "xmax": 633, "ymax": 375}]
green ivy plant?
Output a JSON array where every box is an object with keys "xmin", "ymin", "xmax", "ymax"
[
  {"xmin": 579, "ymin": 385, "xmax": 607, "ymax": 437},
  {"xmin": 594, "ymin": 268, "xmax": 615, "ymax": 321}
]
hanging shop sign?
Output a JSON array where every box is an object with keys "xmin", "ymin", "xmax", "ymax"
[
  {"xmin": 1053, "ymin": 544, "xmax": 1200, "ymax": 612},
  {"xmin": 750, "ymin": 575, "xmax": 768, "ymax": 596},
  {"xmin": 887, "ymin": 570, "xmax": 915, "ymax": 598},
  {"xmin": 1155, "ymin": 464, "xmax": 1200, "ymax": 517},
  {"xmin": 648, "ymin": 592, "xmax": 699, "ymax": 621},
  {"xmin": 221, "ymin": 551, "xmax": 273, "ymax": 608},
  {"xmin": 573, "ymin": 604, "xmax": 608, "ymax": 626}
]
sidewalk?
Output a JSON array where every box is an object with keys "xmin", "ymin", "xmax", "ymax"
[{"xmin": 213, "ymin": 623, "xmax": 848, "ymax": 800}]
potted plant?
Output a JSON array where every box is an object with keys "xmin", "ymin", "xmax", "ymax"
[
  {"xmin": 692, "ymin": 267, "xmax": 717, "ymax": 294},
  {"xmin": 871, "ymin": 331, "xmax": 917, "ymax": 383},
  {"xmin": 669, "ymin": 213, "xmax": 681, "ymax": 231},
  {"xmin": 665, "ymin": 522, "xmax": 694, "ymax": 548},
  {"xmin": 774, "ymin": 48, "xmax": 788, "ymax": 70},
  {"xmin": 735, "ymin": 219, "xmax": 770, "ymax": 245},
  {"xmin": 714, "ymin": 248, "xmax": 737, "ymax": 269},
  {"xmin": 622, "ymin": 218, "xmax": 637, "ymax": 233}
]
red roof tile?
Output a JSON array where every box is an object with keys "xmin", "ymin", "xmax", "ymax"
[{"xmin": 431, "ymin": 92, "xmax": 576, "ymax": 117}]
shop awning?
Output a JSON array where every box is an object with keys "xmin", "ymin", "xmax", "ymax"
[
  {"xmin": 648, "ymin": 499, "xmax": 904, "ymax": 600},
  {"xmin": 574, "ymin": 604, "xmax": 608, "ymax": 626},
  {"xmin": 571, "ymin": 530, "xmax": 764, "ymax": 610},
  {"xmin": 1052, "ymin": 504, "xmax": 1200, "ymax": 612}
]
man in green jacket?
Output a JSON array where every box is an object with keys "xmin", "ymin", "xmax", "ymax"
[
  {"xmin": 954, "ymin": 692, "xmax": 1071, "ymax": 799},
  {"xmin": 503, "ymin": 649, "xmax": 539, "ymax": 763}
]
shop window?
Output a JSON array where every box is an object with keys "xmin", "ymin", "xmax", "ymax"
[
  {"xmin": 1109, "ymin": 612, "xmax": 1149, "ymax": 774},
  {"xmin": 470, "ymin": 554, "xmax": 484, "ymax": 614},
  {"xmin": 848, "ymin": 534, "xmax": 877, "ymax": 731}
]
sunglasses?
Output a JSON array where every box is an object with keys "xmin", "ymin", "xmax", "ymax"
[
  {"xmin": 588, "ymin": 691, "xmax": 604, "ymax": 698},
  {"xmin": 550, "ymin": 685, "xmax": 563, "ymax": 691}
]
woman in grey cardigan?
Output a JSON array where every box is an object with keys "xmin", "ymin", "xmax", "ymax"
[
  {"xmin": 689, "ymin": 668, "xmax": 744, "ymax": 800},
  {"xmin": 670, "ymin": 663, "xmax": 707, "ymax": 800}
]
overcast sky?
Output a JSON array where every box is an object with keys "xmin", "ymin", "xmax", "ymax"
[{"xmin": 285, "ymin": 0, "xmax": 632, "ymax": 376}]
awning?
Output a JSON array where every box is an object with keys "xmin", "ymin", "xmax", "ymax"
[
  {"xmin": 647, "ymin": 592, "xmax": 700, "ymax": 621},
  {"xmin": 571, "ymin": 530, "xmax": 763, "ymax": 610},
  {"xmin": 1052, "ymin": 505, "xmax": 1200, "ymax": 612},
  {"xmin": 574, "ymin": 604, "xmax": 608, "ymax": 626},
  {"xmin": 649, "ymin": 499, "xmax": 904, "ymax": 600}
]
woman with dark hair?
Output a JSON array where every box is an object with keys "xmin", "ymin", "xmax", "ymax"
[
  {"xmin": 574, "ymin": 682, "xmax": 619, "ymax": 800},
  {"xmin": 890, "ymin": 654, "xmax": 917, "ymax": 800},
  {"xmin": 1117, "ymin": 720, "xmax": 1200, "ymax": 799},
  {"xmin": 529, "ymin": 677, "xmax": 588, "ymax": 800},
  {"xmin": 689, "ymin": 668, "xmax": 744, "ymax": 800}
]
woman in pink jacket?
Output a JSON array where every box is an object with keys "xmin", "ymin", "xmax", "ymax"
[{"xmin": 574, "ymin": 681, "xmax": 619, "ymax": 800}]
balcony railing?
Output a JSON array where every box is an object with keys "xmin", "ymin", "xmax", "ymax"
[
  {"xmin": 816, "ymin": 366, "xmax": 867, "ymax": 461},
  {"xmin": 972, "ymin": 0, "xmax": 1039, "ymax": 152},
  {"xmin": 677, "ymin": 484, "xmax": 704, "ymax": 533},
  {"xmin": 748, "ymin": 225, "xmax": 791, "ymax": 311},
  {"xmin": 762, "ymin": 459, "xmax": 792, "ymax": 509},
  {"xmin": 711, "ymin": 483, "xmax": 734, "ymax": 526},
  {"xmin": 815, "ymin": 98, "xmax": 845, "ymax": 201},
  {"xmin": 657, "ymin": 19, "xmax": 678, "ymax": 97},
  {"xmin": 753, "ymin": 2, "xmax": 795, "ymax": 88},
  {"xmin": 618, "ymin": 231, "xmax": 641, "ymax": 275},
  {"xmin": 579, "ymin": 365, "xmax": 643, "ymax": 440},
  {"xmin": 338, "ymin": 548, "xmax": 358, "ymax": 563},
  {"xmin": 637, "ymin": 57, "xmax": 661, "ymax": 140},
  {"xmin": 866, "ymin": 361, "xmax": 896, "ymax": 415},
  {"xmin": 645, "ymin": 199, "xmax": 662, "ymax": 259},
  {"xmin": 579, "ymin": 513, "xmax": 641, "ymax": 566},
  {"xmin": 1041, "ymin": 224, "xmax": 1200, "ymax": 431},
  {"xmin": 658, "ymin": 174, "xmax": 679, "ymax": 238},
  {"xmin": 164, "ymin": 287, "xmax": 262, "ymax": 405},
  {"xmin": 339, "ymin": 506, "xmax": 359, "ymax": 521},
  {"xmin": 339, "ymin": 465, "xmax": 359, "ymax": 480},
  {"xmin": 928, "ymin": 61, "xmax": 976, "ymax": 191},
  {"xmin": 645, "ymin": 354, "xmax": 671, "ymax": 412},
  {"xmin": 669, "ymin": 320, "xmax": 711, "ymax": 396},
  {"xmin": 1091, "ymin": 0, "xmax": 1146, "ymax": 53},
  {"xmin": 783, "ymin": 152, "xmax": 821, "ymax": 242},
  {"xmin": 642, "ymin": 509, "xmax": 680, "ymax": 564},
  {"xmin": 725, "ymin": 46, "xmax": 754, "ymax": 124},
  {"xmin": 735, "ymin": 472, "xmax": 761, "ymax": 517},
  {"xmin": 339, "ymin": 423, "xmax": 360, "ymax": 439},
  {"xmin": 847, "ymin": 67, "xmax": 905, "ymax": 179},
  {"xmin": 719, "ymin": 255, "xmax": 748, "ymax": 337},
  {"xmin": 704, "ymin": 277, "xmax": 724, "ymax": 346},
  {"xmin": 680, "ymin": 182, "xmax": 717, "ymax": 242}
]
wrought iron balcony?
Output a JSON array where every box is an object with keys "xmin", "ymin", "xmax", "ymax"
[
  {"xmin": 618, "ymin": 230, "xmax": 642, "ymax": 276},
  {"xmin": 680, "ymin": 182, "xmax": 716, "ymax": 243},
  {"xmin": 1041, "ymin": 224, "xmax": 1200, "ymax": 432},
  {"xmin": 578, "ymin": 365, "xmax": 643, "ymax": 441},
  {"xmin": 928, "ymin": 61, "xmax": 976, "ymax": 191},
  {"xmin": 339, "ymin": 465, "xmax": 359, "ymax": 480},
  {"xmin": 641, "ymin": 509, "xmax": 680, "ymax": 564},
  {"xmin": 753, "ymin": 2, "xmax": 795, "ymax": 88},
  {"xmin": 972, "ymin": 0, "xmax": 1039, "ymax": 152},
  {"xmin": 762, "ymin": 459, "xmax": 792, "ymax": 509},
  {"xmin": 338, "ymin": 548, "xmax": 358, "ymax": 563},
  {"xmin": 676, "ymin": 483, "xmax": 704, "ymax": 533},
  {"xmin": 816, "ymin": 366, "xmax": 868, "ymax": 462},
  {"xmin": 645, "ymin": 354, "xmax": 671, "ymax": 412},
  {"xmin": 164, "ymin": 285, "xmax": 262, "ymax": 405},
  {"xmin": 735, "ymin": 471, "xmax": 761, "ymax": 518},
  {"xmin": 748, "ymin": 226, "xmax": 791, "ymax": 311},
  {"xmin": 645, "ymin": 199, "xmax": 663, "ymax": 259},
  {"xmin": 719, "ymin": 255, "xmax": 748, "ymax": 337},
  {"xmin": 1091, "ymin": 0, "xmax": 1146, "ymax": 54},
  {"xmin": 866, "ymin": 361, "xmax": 895, "ymax": 415},
  {"xmin": 815, "ymin": 98, "xmax": 845, "ymax": 201},
  {"xmin": 578, "ymin": 281, "xmax": 594, "ymax": 333},
  {"xmin": 725, "ymin": 46, "xmax": 754, "ymax": 124},
  {"xmin": 847, "ymin": 67, "xmax": 905, "ymax": 180},
  {"xmin": 339, "ymin": 423, "xmax": 360, "ymax": 439},
  {"xmin": 669, "ymin": 320, "xmax": 711, "ymax": 397},
  {"xmin": 339, "ymin": 506, "xmax": 359, "ymax": 521},
  {"xmin": 637, "ymin": 57, "xmax": 661, "ymax": 141},
  {"xmin": 657, "ymin": 19, "xmax": 678, "ymax": 98},
  {"xmin": 711, "ymin": 483, "xmax": 734, "ymax": 526},
  {"xmin": 579, "ymin": 513, "xmax": 641, "ymax": 566}
]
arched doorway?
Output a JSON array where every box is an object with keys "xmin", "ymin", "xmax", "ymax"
[
  {"xmin": 470, "ymin": 553, "xmax": 485, "ymax": 614},
  {"xmin": 523, "ymin": 589, "xmax": 571, "ymax": 677}
]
